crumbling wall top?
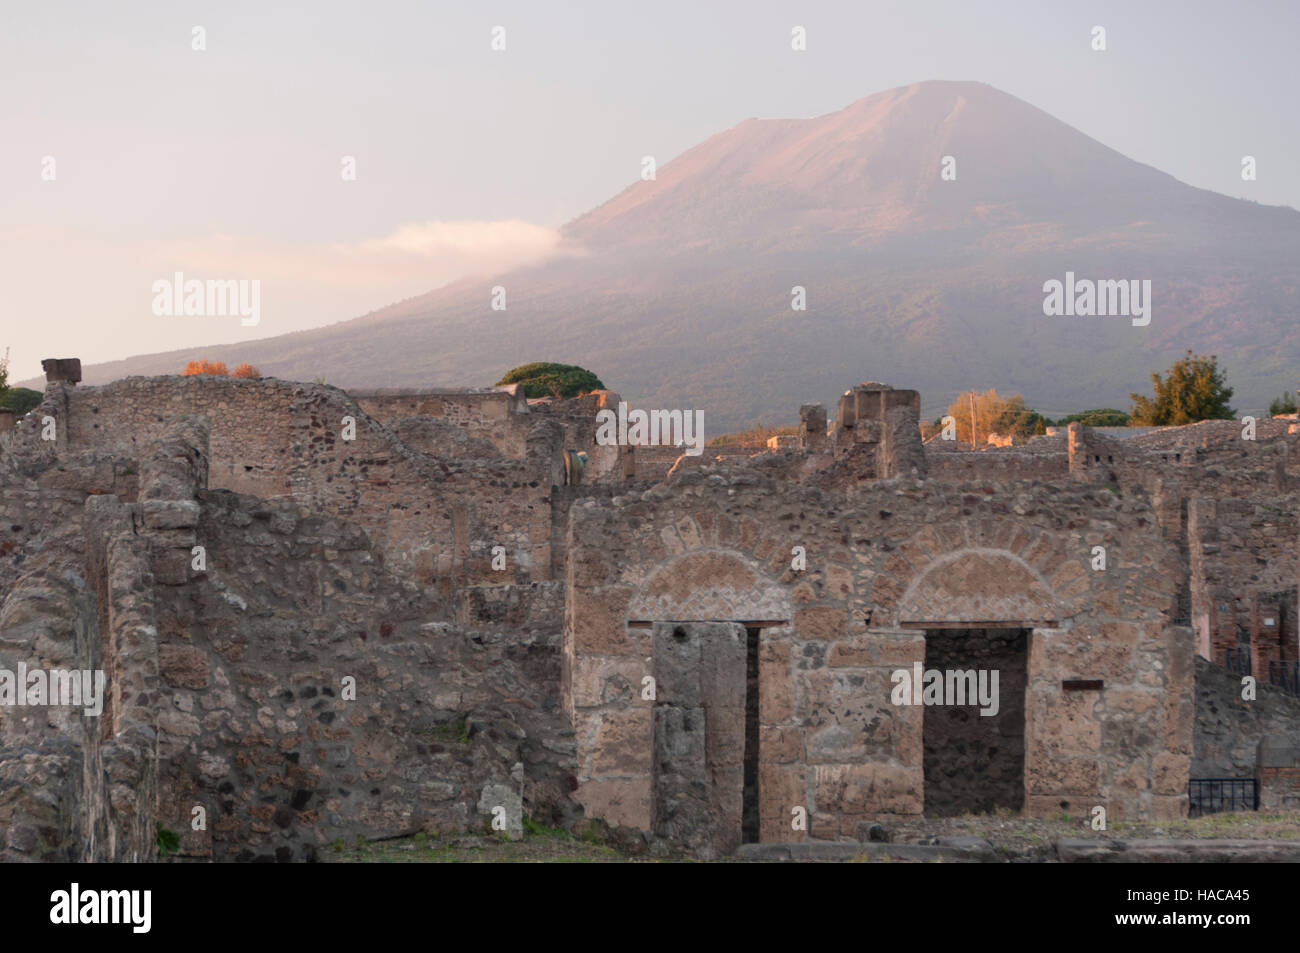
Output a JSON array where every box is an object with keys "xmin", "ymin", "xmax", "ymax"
[{"xmin": 41, "ymin": 358, "xmax": 82, "ymax": 384}]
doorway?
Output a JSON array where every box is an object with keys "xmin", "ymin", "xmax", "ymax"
[
  {"xmin": 645, "ymin": 620, "xmax": 777, "ymax": 855},
  {"xmin": 921, "ymin": 627, "xmax": 1029, "ymax": 816}
]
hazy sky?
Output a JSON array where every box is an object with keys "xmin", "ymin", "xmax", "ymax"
[{"xmin": 3, "ymin": 0, "xmax": 1296, "ymax": 381}]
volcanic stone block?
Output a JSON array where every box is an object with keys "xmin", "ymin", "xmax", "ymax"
[
  {"xmin": 41, "ymin": 358, "xmax": 81, "ymax": 383},
  {"xmin": 700, "ymin": 627, "xmax": 747, "ymax": 712},
  {"xmin": 759, "ymin": 639, "xmax": 794, "ymax": 724},
  {"xmin": 575, "ymin": 779, "xmax": 652, "ymax": 830},
  {"xmin": 654, "ymin": 623, "xmax": 704, "ymax": 709},
  {"xmin": 477, "ymin": 782, "xmax": 523, "ymax": 841},
  {"xmin": 587, "ymin": 708, "xmax": 653, "ymax": 777},
  {"xmin": 653, "ymin": 705, "xmax": 709, "ymax": 849},
  {"xmin": 651, "ymin": 621, "xmax": 747, "ymax": 857},
  {"xmin": 142, "ymin": 500, "xmax": 201, "ymax": 530},
  {"xmin": 794, "ymin": 605, "xmax": 847, "ymax": 641},
  {"xmin": 159, "ymin": 644, "xmax": 212, "ymax": 690},
  {"xmin": 799, "ymin": 404, "xmax": 827, "ymax": 450}
]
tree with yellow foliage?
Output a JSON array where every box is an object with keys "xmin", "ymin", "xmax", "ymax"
[
  {"xmin": 181, "ymin": 360, "xmax": 228, "ymax": 376},
  {"xmin": 942, "ymin": 389, "xmax": 1046, "ymax": 445}
]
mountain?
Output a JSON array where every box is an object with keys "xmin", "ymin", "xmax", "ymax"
[{"xmin": 58, "ymin": 81, "xmax": 1300, "ymax": 429}]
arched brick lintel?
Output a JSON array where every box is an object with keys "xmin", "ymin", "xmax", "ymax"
[
  {"xmin": 628, "ymin": 548, "xmax": 792, "ymax": 623},
  {"xmin": 895, "ymin": 547, "xmax": 1063, "ymax": 627}
]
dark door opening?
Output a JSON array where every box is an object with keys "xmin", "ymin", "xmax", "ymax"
[
  {"xmin": 922, "ymin": 627, "xmax": 1028, "ymax": 817},
  {"xmin": 741, "ymin": 626, "xmax": 761, "ymax": 843}
]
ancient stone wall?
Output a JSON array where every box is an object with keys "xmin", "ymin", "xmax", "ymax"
[
  {"xmin": 0, "ymin": 448, "xmax": 158, "ymax": 861},
  {"xmin": 352, "ymin": 387, "xmax": 531, "ymax": 458},
  {"xmin": 81, "ymin": 494, "xmax": 159, "ymax": 862},
  {"xmin": 0, "ymin": 566, "xmax": 101, "ymax": 861},
  {"xmin": 1188, "ymin": 495, "xmax": 1297, "ymax": 668},
  {"xmin": 565, "ymin": 469, "xmax": 1191, "ymax": 840},
  {"xmin": 1, "ymin": 411, "xmax": 575, "ymax": 862},
  {"xmin": 632, "ymin": 446, "xmax": 754, "ymax": 482},
  {"xmin": 1257, "ymin": 738, "xmax": 1300, "ymax": 810},
  {"xmin": 881, "ymin": 405, "xmax": 927, "ymax": 479},
  {"xmin": 3, "ymin": 367, "xmax": 1297, "ymax": 860},
  {"xmin": 150, "ymin": 485, "xmax": 576, "ymax": 860},
  {"xmin": 831, "ymin": 384, "xmax": 922, "ymax": 481},
  {"xmin": 1193, "ymin": 654, "xmax": 1300, "ymax": 777},
  {"xmin": 351, "ymin": 387, "xmax": 628, "ymax": 485},
  {"xmin": 6, "ymin": 378, "xmax": 565, "ymax": 590},
  {"xmin": 926, "ymin": 448, "xmax": 1069, "ymax": 483},
  {"xmin": 529, "ymin": 391, "xmax": 626, "ymax": 484},
  {"xmin": 1050, "ymin": 421, "xmax": 1300, "ymax": 674}
]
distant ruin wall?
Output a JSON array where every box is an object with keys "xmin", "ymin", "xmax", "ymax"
[
  {"xmin": 1188, "ymin": 495, "xmax": 1298, "ymax": 667},
  {"xmin": 1193, "ymin": 655, "xmax": 1300, "ymax": 777},
  {"xmin": 926, "ymin": 450, "xmax": 1068, "ymax": 483},
  {"xmin": 351, "ymin": 388, "xmax": 628, "ymax": 484},
  {"xmin": 1257, "ymin": 738, "xmax": 1300, "ymax": 810},
  {"xmin": 352, "ymin": 389, "xmax": 530, "ymax": 458},
  {"xmin": 8, "ymin": 378, "xmax": 564, "ymax": 586},
  {"xmin": 881, "ymin": 406, "xmax": 926, "ymax": 479}
]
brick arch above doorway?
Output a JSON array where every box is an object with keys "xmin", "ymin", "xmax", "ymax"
[
  {"xmin": 896, "ymin": 548, "xmax": 1062, "ymax": 627},
  {"xmin": 629, "ymin": 549, "xmax": 792, "ymax": 622}
]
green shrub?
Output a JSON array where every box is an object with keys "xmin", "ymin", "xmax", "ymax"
[
  {"xmin": 496, "ymin": 363, "xmax": 604, "ymax": 399},
  {"xmin": 156, "ymin": 824, "xmax": 180, "ymax": 857}
]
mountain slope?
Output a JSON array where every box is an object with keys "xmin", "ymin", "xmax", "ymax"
[{"xmin": 62, "ymin": 81, "xmax": 1300, "ymax": 428}]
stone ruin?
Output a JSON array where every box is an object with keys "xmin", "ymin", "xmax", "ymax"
[
  {"xmin": 0, "ymin": 367, "xmax": 1297, "ymax": 860},
  {"xmin": 40, "ymin": 358, "xmax": 82, "ymax": 385}
]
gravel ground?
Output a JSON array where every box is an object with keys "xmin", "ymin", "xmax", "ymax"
[
  {"xmin": 325, "ymin": 829, "xmax": 637, "ymax": 863},
  {"xmin": 868, "ymin": 810, "xmax": 1300, "ymax": 861},
  {"xmin": 326, "ymin": 811, "xmax": 1300, "ymax": 863}
]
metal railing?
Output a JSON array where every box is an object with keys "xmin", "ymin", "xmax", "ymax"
[
  {"xmin": 1188, "ymin": 778, "xmax": 1258, "ymax": 817},
  {"xmin": 1222, "ymin": 646, "xmax": 1252, "ymax": 676},
  {"xmin": 1269, "ymin": 660, "xmax": 1300, "ymax": 696}
]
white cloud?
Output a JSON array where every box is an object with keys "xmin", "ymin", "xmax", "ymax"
[
  {"xmin": 0, "ymin": 221, "xmax": 570, "ymax": 380},
  {"xmin": 368, "ymin": 219, "xmax": 562, "ymax": 258}
]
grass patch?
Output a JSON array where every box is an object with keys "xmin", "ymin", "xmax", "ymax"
[
  {"xmin": 327, "ymin": 827, "xmax": 630, "ymax": 864},
  {"xmin": 416, "ymin": 714, "xmax": 469, "ymax": 744},
  {"xmin": 156, "ymin": 823, "xmax": 180, "ymax": 858},
  {"xmin": 522, "ymin": 816, "xmax": 570, "ymax": 839}
]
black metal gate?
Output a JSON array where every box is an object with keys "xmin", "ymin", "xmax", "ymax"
[
  {"xmin": 1222, "ymin": 646, "xmax": 1251, "ymax": 675},
  {"xmin": 1269, "ymin": 660, "xmax": 1300, "ymax": 696},
  {"xmin": 1188, "ymin": 778, "xmax": 1258, "ymax": 816}
]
